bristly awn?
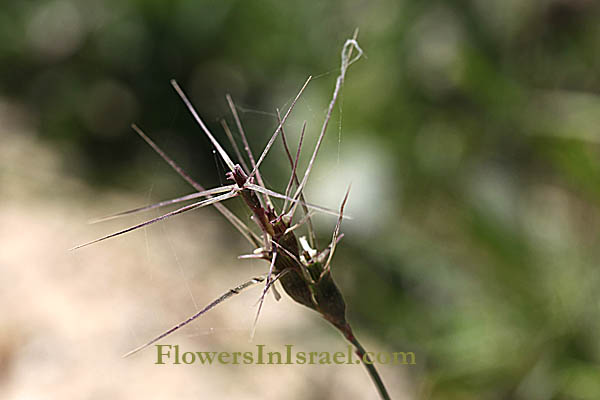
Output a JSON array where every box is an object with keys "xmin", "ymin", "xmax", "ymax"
[{"xmin": 73, "ymin": 31, "xmax": 391, "ymax": 400}]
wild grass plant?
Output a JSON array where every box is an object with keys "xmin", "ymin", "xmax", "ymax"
[{"xmin": 74, "ymin": 32, "xmax": 391, "ymax": 399}]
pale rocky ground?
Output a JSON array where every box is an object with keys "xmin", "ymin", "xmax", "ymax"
[{"xmin": 0, "ymin": 101, "xmax": 410, "ymax": 399}]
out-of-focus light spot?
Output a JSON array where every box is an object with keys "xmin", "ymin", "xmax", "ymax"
[
  {"xmin": 528, "ymin": 90, "xmax": 600, "ymax": 143},
  {"xmin": 405, "ymin": 6, "xmax": 465, "ymax": 96},
  {"xmin": 26, "ymin": 0, "xmax": 85, "ymax": 61},
  {"xmin": 521, "ymin": 184, "xmax": 572, "ymax": 250},
  {"xmin": 466, "ymin": 166, "xmax": 517, "ymax": 224},
  {"xmin": 306, "ymin": 136, "xmax": 398, "ymax": 237}
]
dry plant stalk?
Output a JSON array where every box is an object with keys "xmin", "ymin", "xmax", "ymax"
[{"xmin": 74, "ymin": 32, "xmax": 391, "ymax": 400}]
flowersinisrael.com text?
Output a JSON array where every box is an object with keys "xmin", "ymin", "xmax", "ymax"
[{"xmin": 154, "ymin": 344, "xmax": 416, "ymax": 366}]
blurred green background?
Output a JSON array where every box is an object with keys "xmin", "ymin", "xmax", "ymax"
[{"xmin": 2, "ymin": 0, "xmax": 600, "ymax": 399}]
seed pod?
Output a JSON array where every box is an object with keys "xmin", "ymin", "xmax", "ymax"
[{"xmin": 269, "ymin": 218, "xmax": 350, "ymax": 335}]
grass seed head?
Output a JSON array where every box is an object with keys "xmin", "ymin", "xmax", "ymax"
[{"xmin": 76, "ymin": 30, "xmax": 391, "ymax": 400}]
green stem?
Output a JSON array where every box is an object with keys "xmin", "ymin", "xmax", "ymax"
[{"xmin": 345, "ymin": 329, "xmax": 392, "ymax": 400}]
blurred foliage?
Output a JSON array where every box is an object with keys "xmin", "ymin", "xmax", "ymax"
[{"xmin": 4, "ymin": 0, "xmax": 600, "ymax": 398}]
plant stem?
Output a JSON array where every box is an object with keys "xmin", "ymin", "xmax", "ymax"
[{"xmin": 344, "ymin": 328, "xmax": 392, "ymax": 400}]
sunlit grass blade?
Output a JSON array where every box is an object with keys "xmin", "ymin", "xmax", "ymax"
[
  {"xmin": 245, "ymin": 183, "xmax": 352, "ymax": 219},
  {"xmin": 320, "ymin": 185, "xmax": 350, "ymax": 279},
  {"xmin": 220, "ymin": 119, "xmax": 250, "ymax": 174},
  {"xmin": 283, "ymin": 209, "xmax": 316, "ymax": 236},
  {"xmin": 248, "ymin": 76, "xmax": 312, "ymax": 181},
  {"xmin": 283, "ymin": 120, "xmax": 305, "ymax": 212},
  {"xmin": 289, "ymin": 38, "xmax": 363, "ymax": 218},
  {"xmin": 122, "ymin": 275, "xmax": 267, "ymax": 358},
  {"xmin": 89, "ymin": 185, "xmax": 236, "ymax": 223},
  {"xmin": 227, "ymin": 93, "xmax": 273, "ymax": 209},
  {"xmin": 277, "ymin": 111, "xmax": 316, "ymax": 247},
  {"xmin": 131, "ymin": 123, "xmax": 202, "ymax": 190},
  {"xmin": 251, "ymin": 252, "xmax": 277, "ymax": 340},
  {"xmin": 170, "ymin": 79, "xmax": 236, "ymax": 172},
  {"xmin": 71, "ymin": 191, "xmax": 236, "ymax": 250},
  {"xmin": 131, "ymin": 123, "xmax": 261, "ymax": 247}
]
